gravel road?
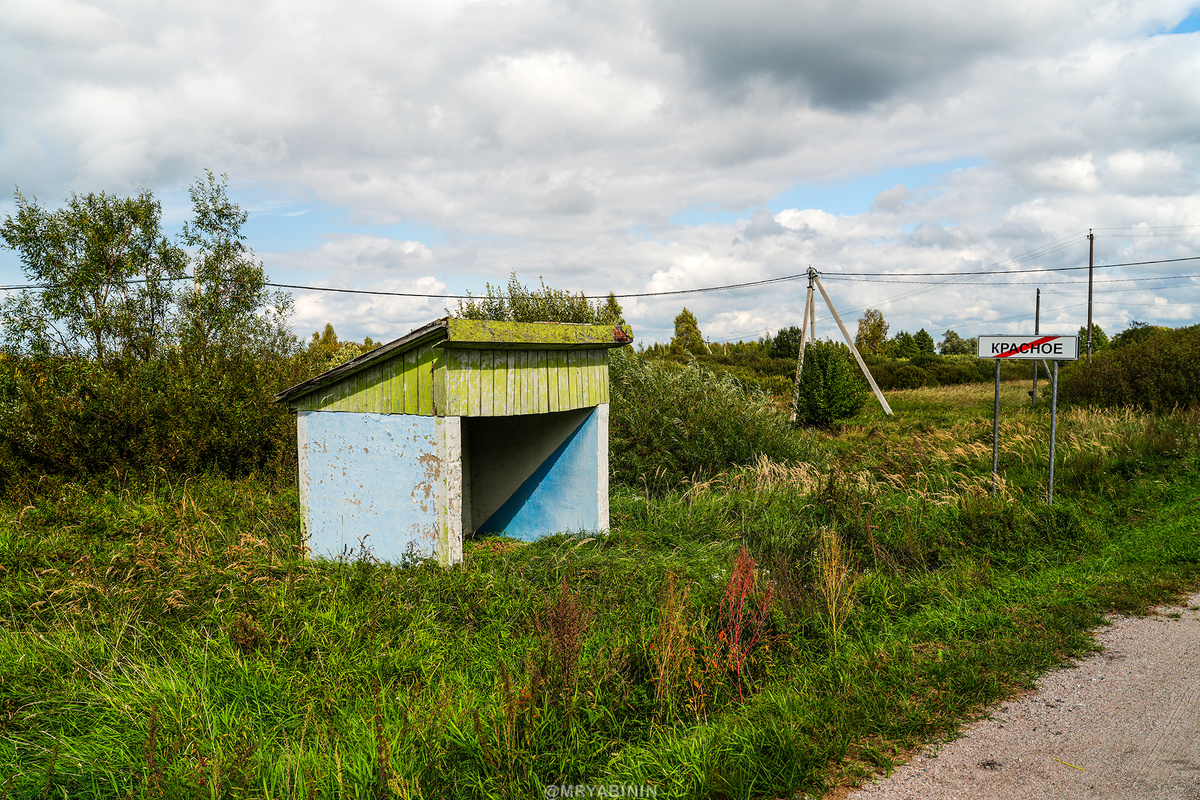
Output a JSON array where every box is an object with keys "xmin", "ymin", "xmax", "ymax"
[{"xmin": 845, "ymin": 590, "xmax": 1200, "ymax": 800}]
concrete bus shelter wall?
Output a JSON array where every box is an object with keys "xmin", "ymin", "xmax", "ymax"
[
  {"xmin": 296, "ymin": 405, "xmax": 609, "ymax": 563},
  {"xmin": 467, "ymin": 405, "xmax": 607, "ymax": 540},
  {"xmin": 297, "ymin": 410, "xmax": 462, "ymax": 564}
]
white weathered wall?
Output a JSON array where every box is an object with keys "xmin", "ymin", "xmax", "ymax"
[{"xmin": 297, "ymin": 411, "xmax": 463, "ymax": 565}]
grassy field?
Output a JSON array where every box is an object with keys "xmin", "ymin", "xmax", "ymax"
[{"xmin": 2, "ymin": 381, "xmax": 1199, "ymax": 799}]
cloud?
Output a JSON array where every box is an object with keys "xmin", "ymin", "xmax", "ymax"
[
  {"xmin": 0, "ymin": 0, "xmax": 1197, "ymax": 347},
  {"xmin": 644, "ymin": 0, "xmax": 1111, "ymax": 109},
  {"xmin": 1103, "ymin": 150, "xmax": 1195, "ymax": 195},
  {"xmin": 738, "ymin": 208, "xmax": 786, "ymax": 238},
  {"xmin": 871, "ymin": 185, "xmax": 911, "ymax": 213}
]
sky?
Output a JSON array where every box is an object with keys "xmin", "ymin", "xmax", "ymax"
[{"xmin": 1, "ymin": 0, "xmax": 1199, "ymax": 348}]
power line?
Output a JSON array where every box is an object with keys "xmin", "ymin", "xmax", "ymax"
[
  {"xmin": 266, "ymin": 271, "xmax": 815, "ymax": 300},
  {"xmin": 951, "ymin": 303, "xmax": 1089, "ymax": 331},
  {"xmin": 2, "ymin": 254, "xmax": 1197, "ymax": 299},
  {"xmin": 828, "ymin": 254, "xmax": 1200, "ymax": 278},
  {"xmin": 258, "ymin": 253, "xmax": 1200, "ymax": 300},
  {"xmin": 820, "ymin": 272, "xmax": 1200, "ymax": 286}
]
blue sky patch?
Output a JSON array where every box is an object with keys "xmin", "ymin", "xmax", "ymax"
[
  {"xmin": 769, "ymin": 158, "xmax": 985, "ymax": 216},
  {"xmin": 1167, "ymin": 8, "xmax": 1200, "ymax": 33},
  {"xmin": 241, "ymin": 201, "xmax": 446, "ymax": 253}
]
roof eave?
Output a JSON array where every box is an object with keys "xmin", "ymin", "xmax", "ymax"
[{"xmin": 272, "ymin": 317, "xmax": 449, "ymax": 405}]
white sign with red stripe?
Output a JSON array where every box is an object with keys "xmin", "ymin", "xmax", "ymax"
[{"xmin": 977, "ymin": 335, "xmax": 1079, "ymax": 360}]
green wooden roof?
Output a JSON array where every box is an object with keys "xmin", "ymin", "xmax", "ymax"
[{"xmin": 274, "ymin": 317, "xmax": 634, "ymax": 416}]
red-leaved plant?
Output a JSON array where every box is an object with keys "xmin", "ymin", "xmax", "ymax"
[{"xmin": 718, "ymin": 546, "xmax": 774, "ymax": 701}]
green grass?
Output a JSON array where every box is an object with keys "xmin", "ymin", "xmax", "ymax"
[{"xmin": 2, "ymin": 386, "xmax": 1199, "ymax": 799}]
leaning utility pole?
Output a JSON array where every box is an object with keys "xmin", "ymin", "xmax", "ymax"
[
  {"xmin": 1086, "ymin": 229, "xmax": 1095, "ymax": 360},
  {"xmin": 790, "ymin": 267, "xmax": 893, "ymax": 420}
]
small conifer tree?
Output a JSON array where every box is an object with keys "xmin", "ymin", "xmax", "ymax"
[
  {"xmin": 671, "ymin": 308, "xmax": 708, "ymax": 356},
  {"xmin": 794, "ymin": 340, "xmax": 868, "ymax": 425}
]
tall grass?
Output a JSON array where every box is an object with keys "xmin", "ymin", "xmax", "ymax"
[
  {"xmin": 3, "ymin": 396, "xmax": 1200, "ymax": 798},
  {"xmin": 608, "ymin": 349, "xmax": 813, "ymax": 494},
  {"xmin": 815, "ymin": 529, "xmax": 856, "ymax": 656}
]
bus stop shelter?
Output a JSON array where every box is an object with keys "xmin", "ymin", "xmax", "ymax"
[{"xmin": 274, "ymin": 317, "xmax": 633, "ymax": 566}]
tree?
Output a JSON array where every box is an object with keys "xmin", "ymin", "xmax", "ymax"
[
  {"xmin": 0, "ymin": 173, "xmax": 301, "ymax": 485},
  {"xmin": 177, "ymin": 171, "xmax": 292, "ymax": 362},
  {"xmin": 794, "ymin": 341, "xmax": 868, "ymax": 425},
  {"xmin": 600, "ymin": 293, "xmax": 625, "ymax": 325},
  {"xmin": 671, "ymin": 307, "xmax": 708, "ymax": 356},
  {"xmin": 1112, "ymin": 321, "xmax": 1168, "ymax": 349},
  {"xmin": 0, "ymin": 189, "xmax": 186, "ymax": 363},
  {"xmin": 1078, "ymin": 324, "xmax": 1109, "ymax": 353},
  {"xmin": 890, "ymin": 331, "xmax": 918, "ymax": 359},
  {"xmin": 939, "ymin": 329, "xmax": 975, "ymax": 355},
  {"xmin": 855, "ymin": 309, "xmax": 889, "ymax": 355},
  {"xmin": 303, "ymin": 323, "xmax": 381, "ymax": 376},
  {"xmin": 770, "ymin": 325, "xmax": 805, "ymax": 360},
  {"xmin": 914, "ymin": 328, "xmax": 936, "ymax": 355}
]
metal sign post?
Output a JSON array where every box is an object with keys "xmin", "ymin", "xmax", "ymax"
[
  {"xmin": 977, "ymin": 335, "xmax": 1080, "ymax": 504},
  {"xmin": 1031, "ymin": 289, "xmax": 1040, "ymax": 406},
  {"xmin": 992, "ymin": 359, "xmax": 1000, "ymax": 493},
  {"xmin": 1049, "ymin": 360, "xmax": 1060, "ymax": 504}
]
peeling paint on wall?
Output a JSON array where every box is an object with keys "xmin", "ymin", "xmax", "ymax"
[{"xmin": 299, "ymin": 411, "xmax": 445, "ymax": 563}]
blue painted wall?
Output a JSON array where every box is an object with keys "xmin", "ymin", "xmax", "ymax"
[
  {"xmin": 298, "ymin": 411, "xmax": 444, "ymax": 562},
  {"xmin": 476, "ymin": 407, "xmax": 601, "ymax": 540},
  {"xmin": 464, "ymin": 407, "xmax": 593, "ymax": 531}
]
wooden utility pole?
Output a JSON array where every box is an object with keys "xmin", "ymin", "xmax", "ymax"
[
  {"xmin": 812, "ymin": 273, "xmax": 893, "ymax": 415},
  {"xmin": 1087, "ymin": 229, "xmax": 1095, "ymax": 360}
]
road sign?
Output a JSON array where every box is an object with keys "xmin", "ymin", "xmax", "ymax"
[
  {"xmin": 977, "ymin": 335, "xmax": 1079, "ymax": 361},
  {"xmin": 977, "ymin": 333, "xmax": 1076, "ymax": 504}
]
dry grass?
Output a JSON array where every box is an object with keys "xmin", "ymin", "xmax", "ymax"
[
  {"xmin": 649, "ymin": 572, "xmax": 695, "ymax": 724},
  {"xmin": 815, "ymin": 528, "xmax": 856, "ymax": 655}
]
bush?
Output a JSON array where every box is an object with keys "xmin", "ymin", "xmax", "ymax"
[
  {"xmin": 862, "ymin": 353, "xmax": 1024, "ymax": 391},
  {"xmin": 0, "ymin": 174, "xmax": 302, "ymax": 498},
  {"xmin": 0, "ymin": 350, "xmax": 303, "ymax": 500},
  {"xmin": 1059, "ymin": 325, "xmax": 1200, "ymax": 411},
  {"xmin": 891, "ymin": 364, "xmax": 934, "ymax": 389},
  {"xmin": 608, "ymin": 350, "xmax": 809, "ymax": 493},
  {"xmin": 792, "ymin": 341, "xmax": 868, "ymax": 425}
]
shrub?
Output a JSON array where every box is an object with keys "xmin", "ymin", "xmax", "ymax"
[
  {"xmin": 891, "ymin": 364, "xmax": 933, "ymax": 389},
  {"xmin": 0, "ymin": 175, "xmax": 301, "ymax": 498},
  {"xmin": 861, "ymin": 353, "xmax": 1023, "ymax": 391},
  {"xmin": 0, "ymin": 350, "xmax": 303, "ymax": 500},
  {"xmin": 456, "ymin": 273, "xmax": 622, "ymax": 324},
  {"xmin": 792, "ymin": 341, "xmax": 868, "ymax": 425},
  {"xmin": 608, "ymin": 349, "xmax": 809, "ymax": 493},
  {"xmin": 1059, "ymin": 325, "xmax": 1200, "ymax": 411}
]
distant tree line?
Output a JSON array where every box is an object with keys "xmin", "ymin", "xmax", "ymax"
[{"xmin": 642, "ymin": 304, "xmax": 1183, "ymax": 419}]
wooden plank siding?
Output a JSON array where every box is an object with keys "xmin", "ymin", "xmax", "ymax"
[
  {"xmin": 292, "ymin": 343, "xmax": 439, "ymax": 414},
  {"xmin": 292, "ymin": 345, "xmax": 609, "ymax": 416},
  {"xmin": 275, "ymin": 318, "xmax": 632, "ymax": 407}
]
